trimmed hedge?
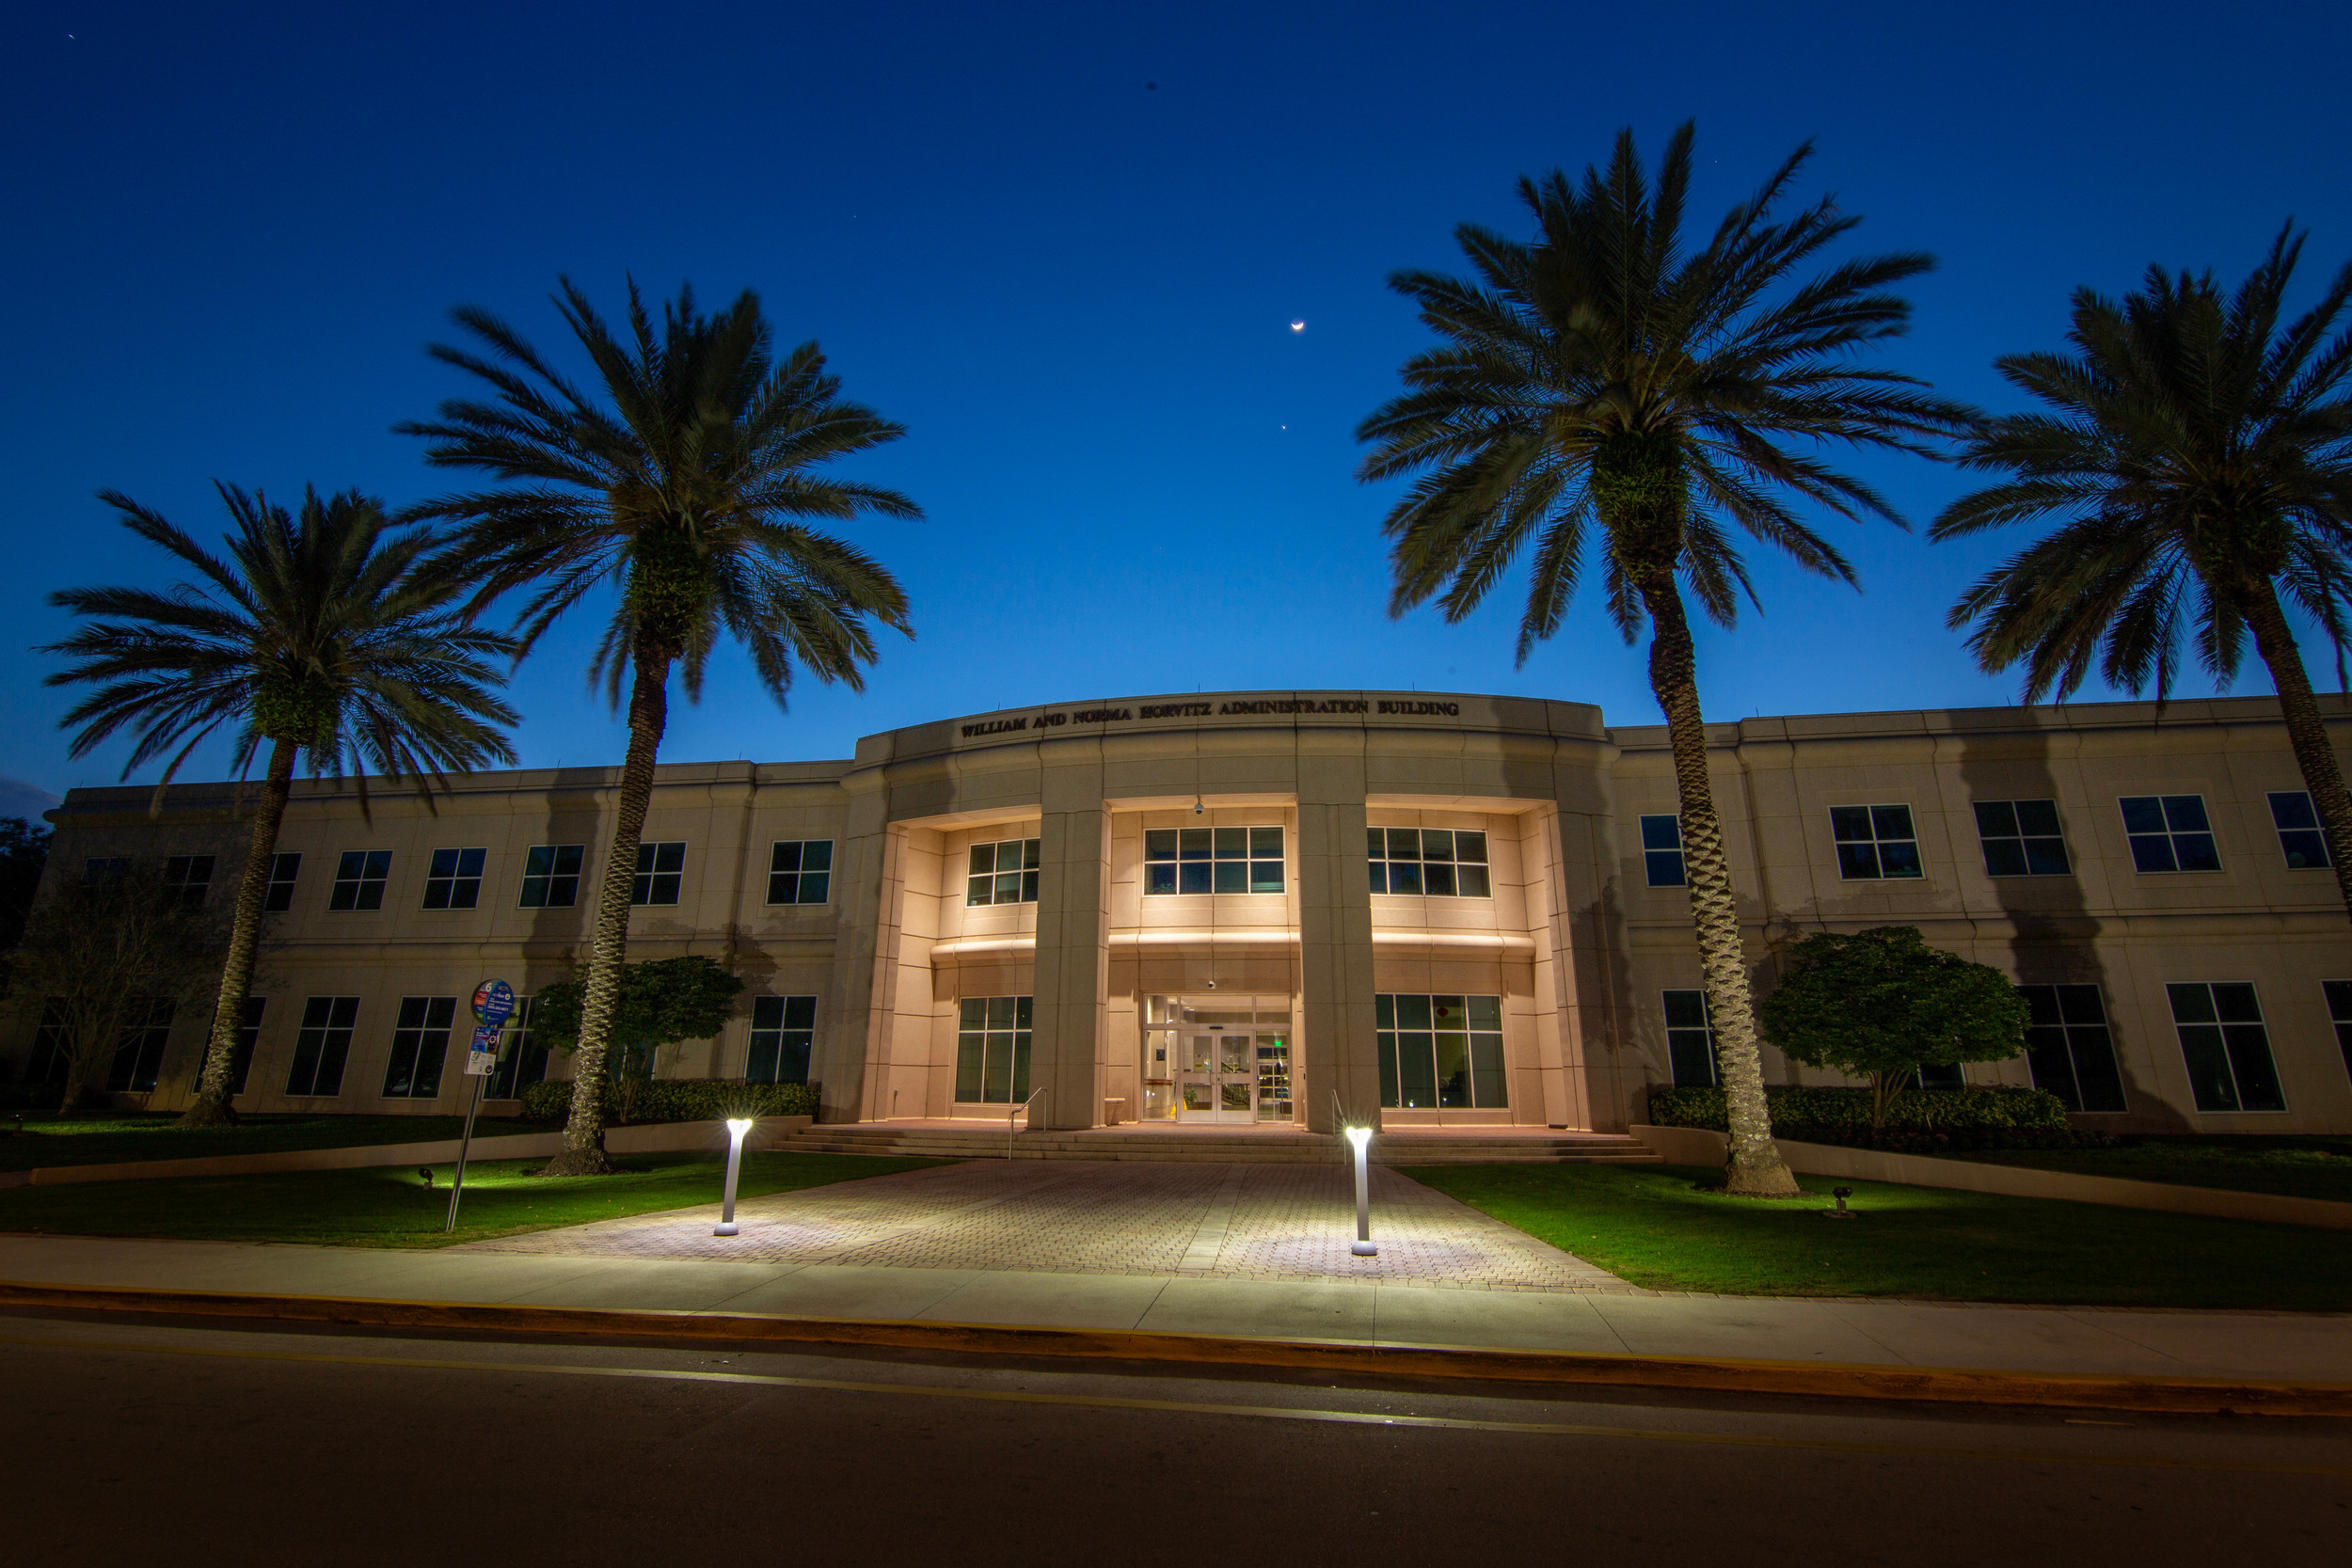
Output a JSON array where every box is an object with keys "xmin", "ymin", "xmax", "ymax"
[
  {"xmin": 519, "ymin": 1078, "xmax": 818, "ymax": 1124},
  {"xmin": 1645, "ymin": 1084, "xmax": 2092, "ymax": 1152}
]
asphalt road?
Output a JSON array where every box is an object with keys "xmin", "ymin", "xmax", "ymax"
[{"xmin": 3, "ymin": 1312, "xmax": 2346, "ymax": 1566}]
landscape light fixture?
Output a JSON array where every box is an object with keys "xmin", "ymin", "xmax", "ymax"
[
  {"xmin": 418, "ymin": 1166, "xmax": 435, "ymax": 1189},
  {"xmin": 1823, "ymin": 1185, "xmax": 1856, "ymax": 1221},
  {"xmin": 1344, "ymin": 1125, "xmax": 1377, "ymax": 1256},
  {"xmin": 713, "ymin": 1117, "xmax": 756, "ymax": 1236}
]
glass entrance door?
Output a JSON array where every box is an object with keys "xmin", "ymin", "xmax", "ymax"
[
  {"xmin": 1180, "ymin": 1030, "xmax": 1255, "ymax": 1122},
  {"xmin": 1144, "ymin": 995, "xmax": 1296, "ymax": 1124}
]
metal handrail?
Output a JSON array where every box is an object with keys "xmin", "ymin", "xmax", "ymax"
[{"xmin": 1008, "ymin": 1087, "xmax": 1047, "ymax": 1158}]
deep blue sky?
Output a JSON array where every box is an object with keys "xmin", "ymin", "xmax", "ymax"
[{"xmin": 5, "ymin": 1, "xmax": 2348, "ymax": 806}]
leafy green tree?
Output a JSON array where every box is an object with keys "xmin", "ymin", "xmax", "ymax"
[
  {"xmin": 527, "ymin": 956, "xmax": 745, "ymax": 1125},
  {"xmin": 399, "ymin": 280, "xmax": 918, "ymax": 1173},
  {"xmin": 1935, "ymin": 226, "xmax": 2352, "ymax": 921},
  {"xmin": 0, "ymin": 817, "xmax": 52, "ymax": 954},
  {"xmin": 1355, "ymin": 123, "xmax": 1969, "ymax": 1196},
  {"xmin": 1757, "ymin": 926, "xmax": 2028, "ymax": 1132},
  {"xmin": 40, "ymin": 487, "xmax": 519, "ymax": 1125}
]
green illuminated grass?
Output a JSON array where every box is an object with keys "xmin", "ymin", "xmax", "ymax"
[
  {"xmin": 0, "ymin": 1150, "xmax": 945, "ymax": 1248},
  {"xmin": 1404, "ymin": 1163, "xmax": 2352, "ymax": 1311},
  {"xmin": 0, "ymin": 1113, "xmax": 548, "ymax": 1173}
]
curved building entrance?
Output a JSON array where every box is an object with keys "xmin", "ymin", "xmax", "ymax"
[{"xmin": 1141, "ymin": 994, "xmax": 1295, "ymax": 1124}]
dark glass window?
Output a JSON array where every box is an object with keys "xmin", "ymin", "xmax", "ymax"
[
  {"xmin": 747, "ymin": 995, "xmax": 818, "ymax": 1084},
  {"xmin": 163, "ymin": 854, "xmax": 215, "ymax": 909},
  {"xmin": 26, "ymin": 1000, "xmax": 69, "ymax": 1085},
  {"xmin": 1368, "ymin": 828, "xmax": 1489, "ymax": 897},
  {"xmin": 1830, "ymin": 804, "xmax": 1922, "ymax": 879},
  {"xmin": 1661, "ymin": 989, "xmax": 1718, "ymax": 1087},
  {"xmin": 487, "ymin": 997, "xmax": 546, "ymax": 1100},
  {"xmin": 2324, "ymin": 981, "xmax": 2352, "ymax": 1087},
  {"xmin": 954, "ymin": 995, "xmax": 1032, "ymax": 1103},
  {"xmin": 263, "ymin": 852, "xmax": 301, "ymax": 912},
  {"xmin": 105, "ymin": 999, "xmax": 175, "ymax": 1092},
  {"xmin": 219, "ymin": 994, "xmax": 265, "ymax": 1096},
  {"xmin": 631, "ymin": 841, "xmax": 685, "ymax": 906},
  {"xmin": 965, "ymin": 838, "xmax": 1039, "ymax": 906},
  {"xmin": 518, "ymin": 846, "xmax": 584, "ymax": 908},
  {"xmin": 421, "ymin": 847, "xmax": 486, "ymax": 910},
  {"xmin": 84, "ymin": 857, "xmax": 127, "ymax": 881},
  {"xmin": 2017, "ymin": 984, "xmax": 2126, "ymax": 1112},
  {"xmin": 1375, "ymin": 993, "xmax": 1505, "ymax": 1109},
  {"xmin": 1972, "ymin": 800, "xmax": 2071, "ymax": 878},
  {"xmin": 327, "ymin": 850, "xmax": 391, "ymax": 911},
  {"xmin": 285, "ymin": 997, "xmax": 359, "ymax": 1097},
  {"xmin": 1640, "ymin": 816, "xmax": 1685, "ymax": 888},
  {"xmin": 1145, "ymin": 826, "xmax": 1283, "ymax": 895},
  {"xmin": 767, "ymin": 840, "xmax": 834, "ymax": 906},
  {"xmin": 382, "ymin": 996, "xmax": 456, "ymax": 1100},
  {"xmin": 2165, "ymin": 982, "xmax": 2285, "ymax": 1112},
  {"xmin": 2120, "ymin": 796, "xmax": 2220, "ymax": 873},
  {"xmin": 2266, "ymin": 792, "xmax": 2331, "ymax": 870}
]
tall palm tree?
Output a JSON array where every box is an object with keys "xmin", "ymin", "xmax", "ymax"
[
  {"xmin": 1356, "ymin": 123, "xmax": 1970, "ymax": 1196},
  {"xmin": 399, "ymin": 279, "xmax": 918, "ymax": 1175},
  {"xmin": 1936, "ymin": 227, "xmax": 2352, "ymax": 922},
  {"xmin": 42, "ymin": 486, "xmax": 519, "ymax": 1126}
]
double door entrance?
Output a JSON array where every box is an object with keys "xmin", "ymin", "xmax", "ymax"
[{"xmin": 1141, "ymin": 994, "xmax": 1294, "ymax": 1123}]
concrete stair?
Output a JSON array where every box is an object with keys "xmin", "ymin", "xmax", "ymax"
[{"xmin": 776, "ymin": 1123, "xmax": 1661, "ymax": 1165}]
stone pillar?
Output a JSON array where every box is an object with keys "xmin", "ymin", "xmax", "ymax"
[
  {"xmin": 817, "ymin": 763, "xmax": 894, "ymax": 1124},
  {"xmin": 1297, "ymin": 736, "xmax": 1380, "ymax": 1132},
  {"xmin": 1028, "ymin": 740, "xmax": 1108, "ymax": 1130}
]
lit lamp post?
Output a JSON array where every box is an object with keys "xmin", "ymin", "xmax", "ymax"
[
  {"xmin": 1344, "ymin": 1124, "xmax": 1376, "ymax": 1257},
  {"xmin": 713, "ymin": 1117, "xmax": 755, "ymax": 1237}
]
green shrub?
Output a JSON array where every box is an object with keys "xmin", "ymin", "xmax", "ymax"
[
  {"xmin": 517, "ymin": 1078, "xmax": 818, "ymax": 1124},
  {"xmin": 1645, "ymin": 1084, "xmax": 2080, "ymax": 1150}
]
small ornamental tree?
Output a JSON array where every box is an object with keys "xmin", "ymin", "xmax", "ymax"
[
  {"xmin": 528, "ymin": 956, "xmax": 743, "ymax": 1127},
  {"xmin": 1756, "ymin": 926, "xmax": 2029, "ymax": 1132}
]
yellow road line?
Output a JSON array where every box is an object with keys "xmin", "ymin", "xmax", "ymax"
[{"xmin": 8, "ymin": 1331, "xmax": 2345, "ymax": 1478}]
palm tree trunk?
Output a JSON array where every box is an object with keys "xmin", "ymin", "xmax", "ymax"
[
  {"xmin": 2243, "ymin": 580, "xmax": 2352, "ymax": 924},
  {"xmin": 543, "ymin": 653, "xmax": 670, "ymax": 1176},
  {"xmin": 180, "ymin": 738, "xmax": 297, "ymax": 1127},
  {"xmin": 1637, "ymin": 580, "xmax": 1802, "ymax": 1197}
]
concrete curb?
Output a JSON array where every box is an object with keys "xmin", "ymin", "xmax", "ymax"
[{"xmin": 5, "ymin": 1278, "xmax": 2346, "ymax": 1418}]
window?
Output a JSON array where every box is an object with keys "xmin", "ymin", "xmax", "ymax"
[
  {"xmin": 382, "ymin": 996, "xmax": 456, "ymax": 1100},
  {"xmin": 2267, "ymin": 792, "xmax": 2331, "ymax": 869},
  {"xmin": 106, "ymin": 1000, "xmax": 175, "ymax": 1092},
  {"xmin": 2323, "ymin": 982, "xmax": 2352, "ymax": 1085},
  {"xmin": 1376, "ymin": 994, "xmax": 1507, "ymax": 1109},
  {"xmin": 1640, "ymin": 816, "xmax": 1685, "ymax": 888},
  {"xmin": 1367, "ymin": 828, "xmax": 1489, "ymax": 897},
  {"xmin": 2120, "ymin": 796, "xmax": 2219, "ymax": 873},
  {"xmin": 518, "ymin": 845, "xmax": 584, "ymax": 908},
  {"xmin": 965, "ymin": 838, "xmax": 1039, "ymax": 906},
  {"xmin": 284, "ymin": 996, "xmax": 358, "ymax": 1097},
  {"xmin": 328, "ymin": 850, "xmax": 391, "ymax": 911},
  {"xmin": 1661, "ymin": 990, "xmax": 1718, "ymax": 1087},
  {"xmin": 487, "ymin": 997, "xmax": 547, "ymax": 1100},
  {"xmin": 163, "ymin": 854, "xmax": 215, "ymax": 909},
  {"xmin": 2017, "ymin": 984, "xmax": 2126, "ymax": 1112},
  {"xmin": 224, "ymin": 996, "xmax": 265, "ymax": 1096},
  {"xmin": 421, "ymin": 847, "xmax": 486, "ymax": 910},
  {"xmin": 768, "ymin": 840, "xmax": 834, "ymax": 905},
  {"xmin": 84, "ymin": 857, "xmax": 126, "ymax": 881},
  {"xmin": 2166, "ymin": 982, "xmax": 2285, "ymax": 1112},
  {"xmin": 748, "ymin": 995, "xmax": 818, "ymax": 1084},
  {"xmin": 1973, "ymin": 800, "xmax": 2071, "ymax": 878},
  {"xmin": 631, "ymin": 841, "xmax": 685, "ymax": 906},
  {"xmin": 955, "ymin": 996, "xmax": 1031, "ymax": 1103},
  {"xmin": 25, "ymin": 1000, "xmax": 69, "ymax": 1085},
  {"xmin": 263, "ymin": 852, "xmax": 301, "ymax": 912},
  {"xmin": 1146, "ymin": 826, "xmax": 1285, "ymax": 895},
  {"xmin": 1830, "ymin": 805, "xmax": 1922, "ymax": 879}
]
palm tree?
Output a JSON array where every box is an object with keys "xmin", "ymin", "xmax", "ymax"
[
  {"xmin": 1936, "ymin": 227, "xmax": 2352, "ymax": 923},
  {"xmin": 399, "ymin": 279, "xmax": 918, "ymax": 1175},
  {"xmin": 42, "ymin": 486, "xmax": 519, "ymax": 1126},
  {"xmin": 1356, "ymin": 123, "xmax": 1970, "ymax": 1196}
]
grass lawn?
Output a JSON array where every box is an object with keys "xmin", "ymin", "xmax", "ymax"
[
  {"xmin": 0, "ymin": 1114, "xmax": 553, "ymax": 1174},
  {"xmin": 1405, "ymin": 1162, "xmax": 2352, "ymax": 1311},
  {"xmin": 1957, "ymin": 1137, "xmax": 2352, "ymax": 1205},
  {"xmin": 0, "ymin": 1150, "xmax": 945, "ymax": 1248}
]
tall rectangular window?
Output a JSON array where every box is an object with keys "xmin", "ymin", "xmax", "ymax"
[
  {"xmin": 26, "ymin": 1000, "xmax": 69, "ymax": 1085},
  {"xmin": 1640, "ymin": 816, "xmax": 1685, "ymax": 888},
  {"xmin": 2016, "ymin": 984, "xmax": 2126, "ymax": 1112},
  {"xmin": 747, "ymin": 995, "xmax": 818, "ymax": 1084},
  {"xmin": 284, "ymin": 998, "xmax": 358, "ymax": 1096},
  {"xmin": 1661, "ymin": 989, "xmax": 1719, "ymax": 1088},
  {"xmin": 2266, "ymin": 792, "xmax": 2331, "ymax": 869},
  {"xmin": 955, "ymin": 996, "xmax": 1032, "ymax": 1103},
  {"xmin": 262, "ymin": 852, "xmax": 302, "ymax": 912},
  {"xmin": 1973, "ymin": 800, "xmax": 2071, "ymax": 877},
  {"xmin": 327, "ymin": 850, "xmax": 391, "ymax": 911},
  {"xmin": 631, "ymin": 842, "xmax": 685, "ymax": 906},
  {"xmin": 487, "ymin": 997, "xmax": 546, "ymax": 1100},
  {"xmin": 2121, "ymin": 796, "xmax": 2220, "ymax": 873},
  {"xmin": 1146, "ymin": 826, "xmax": 1284, "ymax": 895},
  {"xmin": 518, "ymin": 846, "xmax": 583, "ymax": 908},
  {"xmin": 225, "ymin": 995, "xmax": 265, "ymax": 1096},
  {"xmin": 105, "ymin": 999, "xmax": 175, "ymax": 1092},
  {"xmin": 1367, "ymin": 829, "xmax": 1489, "ymax": 897},
  {"xmin": 2166, "ymin": 982, "xmax": 2285, "ymax": 1112},
  {"xmin": 382, "ymin": 996, "xmax": 456, "ymax": 1100},
  {"xmin": 1375, "ymin": 994, "xmax": 1506, "ymax": 1110},
  {"xmin": 966, "ymin": 838, "xmax": 1040, "ymax": 906},
  {"xmin": 768, "ymin": 840, "xmax": 834, "ymax": 905},
  {"xmin": 85, "ymin": 857, "xmax": 127, "ymax": 881},
  {"xmin": 163, "ymin": 854, "xmax": 215, "ymax": 909},
  {"xmin": 421, "ymin": 847, "xmax": 485, "ymax": 910},
  {"xmin": 1830, "ymin": 805, "xmax": 1922, "ymax": 879},
  {"xmin": 2323, "ymin": 981, "xmax": 2352, "ymax": 1085}
]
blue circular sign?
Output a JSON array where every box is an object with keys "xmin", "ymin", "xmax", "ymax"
[{"xmin": 472, "ymin": 979, "xmax": 516, "ymax": 1028}]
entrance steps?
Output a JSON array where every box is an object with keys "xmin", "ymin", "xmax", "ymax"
[{"xmin": 776, "ymin": 1123, "xmax": 1661, "ymax": 1165}]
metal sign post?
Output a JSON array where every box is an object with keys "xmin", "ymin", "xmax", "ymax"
[{"xmin": 444, "ymin": 980, "xmax": 515, "ymax": 1234}]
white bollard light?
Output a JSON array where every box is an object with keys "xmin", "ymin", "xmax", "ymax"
[
  {"xmin": 714, "ymin": 1117, "xmax": 755, "ymax": 1237},
  {"xmin": 1344, "ymin": 1124, "xmax": 1376, "ymax": 1257}
]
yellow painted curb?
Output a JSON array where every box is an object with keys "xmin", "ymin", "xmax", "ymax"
[{"xmin": 4, "ymin": 1278, "xmax": 2346, "ymax": 1417}]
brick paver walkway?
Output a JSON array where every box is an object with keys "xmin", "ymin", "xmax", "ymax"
[{"xmin": 458, "ymin": 1161, "xmax": 1632, "ymax": 1292}]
